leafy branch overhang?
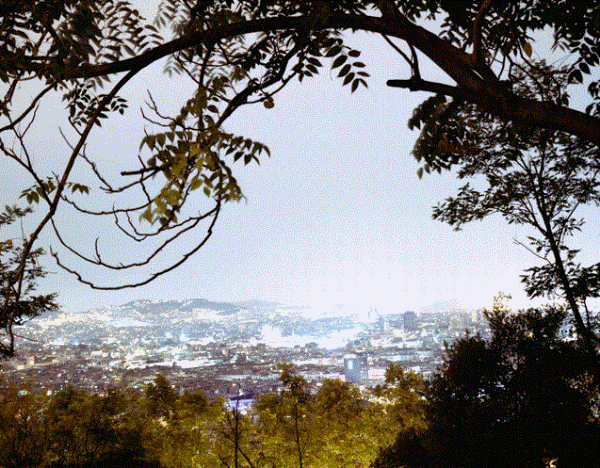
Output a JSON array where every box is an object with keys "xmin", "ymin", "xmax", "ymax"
[{"xmin": 36, "ymin": 8, "xmax": 600, "ymax": 147}]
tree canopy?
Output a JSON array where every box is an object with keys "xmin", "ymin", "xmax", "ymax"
[
  {"xmin": 374, "ymin": 298, "xmax": 600, "ymax": 468},
  {"xmin": 0, "ymin": 365, "xmax": 427, "ymax": 468},
  {"xmin": 1, "ymin": 0, "xmax": 599, "ymax": 355},
  {"xmin": 0, "ymin": 206, "xmax": 58, "ymax": 357},
  {"xmin": 430, "ymin": 63, "xmax": 600, "ymax": 381}
]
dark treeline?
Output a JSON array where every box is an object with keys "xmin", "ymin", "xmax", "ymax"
[{"xmin": 374, "ymin": 299, "xmax": 600, "ymax": 468}]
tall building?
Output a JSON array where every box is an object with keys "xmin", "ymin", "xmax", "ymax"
[
  {"xmin": 344, "ymin": 354, "xmax": 369, "ymax": 384},
  {"xmin": 403, "ymin": 311, "xmax": 418, "ymax": 331}
]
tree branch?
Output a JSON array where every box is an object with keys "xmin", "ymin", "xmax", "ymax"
[
  {"xmin": 387, "ymin": 77, "xmax": 472, "ymax": 101},
  {"xmin": 13, "ymin": 66, "xmax": 141, "ymax": 308},
  {"xmin": 51, "ymin": 200, "xmax": 221, "ymax": 290},
  {"xmin": 472, "ymin": 0, "xmax": 495, "ymax": 66},
  {"xmin": 18, "ymin": 10, "xmax": 600, "ymax": 146}
]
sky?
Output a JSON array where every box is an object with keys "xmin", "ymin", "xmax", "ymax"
[{"xmin": 2, "ymin": 4, "xmax": 598, "ymax": 316}]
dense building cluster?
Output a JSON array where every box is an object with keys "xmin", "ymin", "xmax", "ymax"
[{"xmin": 3, "ymin": 298, "xmax": 488, "ymax": 398}]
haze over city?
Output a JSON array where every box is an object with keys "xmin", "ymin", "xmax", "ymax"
[{"xmin": 2, "ymin": 1, "xmax": 598, "ymax": 316}]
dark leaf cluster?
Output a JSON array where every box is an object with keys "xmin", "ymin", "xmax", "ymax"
[
  {"xmin": 428, "ymin": 64, "xmax": 600, "ymax": 360},
  {"xmin": 375, "ymin": 302, "xmax": 600, "ymax": 468},
  {"xmin": 0, "ymin": 206, "xmax": 58, "ymax": 358}
]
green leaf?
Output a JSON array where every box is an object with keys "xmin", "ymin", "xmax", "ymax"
[
  {"xmin": 570, "ymin": 69, "xmax": 583, "ymax": 83},
  {"xmin": 70, "ymin": 183, "xmax": 90, "ymax": 194},
  {"xmin": 331, "ymin": 55, "xmax": 347, "ymax": 69},
  {"xmin": 338, "ymin": 64, "xmax": 351, "ymax": 77},
  {"xmin": 579, "ymin": 62, "xmax": 590, "ymax": 75},
  {"xmin": 141, "ymin": 135, "xmax": 155, "ymax": 150},
  {"xmin": 343, "ymin": 72, "xmax": 355, "ymax": 86},
  {"xmin": 190, "ymin": 145, "xmax": 202, "ymax": 158},
  {"xmin": 326, "ymin": 45, "xmax": 342, "ymax": 57},
  {"xmin": 140, "ymin": 207, "xmax": 154, "ymax": 223},
  {"xmin": 190, "ymin": 176, "xmax": 202, "ymax": 191}
]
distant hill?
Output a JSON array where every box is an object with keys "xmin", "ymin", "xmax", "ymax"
[
  {"xmin": 121, "ymin": 298, "xmax": 241, "ymax": 315},
  {"xmin": 234, "ymin": 299, "xmax": 283, "ymax": 309}
]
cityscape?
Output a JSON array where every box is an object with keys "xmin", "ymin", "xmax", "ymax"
[{"xmin": 3, "ymin": 297, "xmax": 489, "ymax": 399}]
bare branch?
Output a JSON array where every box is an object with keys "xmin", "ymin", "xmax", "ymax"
[
  {"xmin": 382, "ymin": 34, "xmax": 413, "ymax": 69},
  {"xmin": 387, "ymin": 77, "xmax": 472, "ymax": 101},
  {"xmin": 13, "ymin": 65, "xmax": 142, "ymax": 316},
  {"xmin": 0, "ymin": 83, "xmax": 56, "ymax": 134},
  {"xmin": 513, "ymin": 237, "xmax": 552, "ymax": 264},
  {"xmin": 50, "ymin": 201, "xmax": 221, "ymax": 290}
]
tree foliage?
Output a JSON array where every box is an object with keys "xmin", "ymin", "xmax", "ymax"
[
  {"xmin": 1, "ymin": 0, "xmax": 600, "ymax": 355},
  {"xmin": 0, "ymin": 206, "xmax": 58, "ymax": 358},
  {"xmin": 145, "ymin": 373, "xmax": 178, "ymax": 419},
  {"xmin": 0, "ymin": 377, "xmax": 48, "ymax": 468},
  {"xmin": 0, "ymin": 365, "xmax": 427, "ymax": 468},
  {"xmin": 371, "ymin": 363, "xmax": 427, "ymax": 433},
  {"xmin": 0, "ymin": 379, "xmax": 154, "ymax": 468},
  {"xmin": 428, "ymin": 63, "xmax": 600, "ymax": 381},
  {"xmin": 374, "ymin": 298, "xmax": 600, "ymax": 468}
]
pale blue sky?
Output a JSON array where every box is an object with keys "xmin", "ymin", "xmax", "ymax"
[{"xmin": 2, "ymin": 5, "xmax": 598, "ymax": 316}]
